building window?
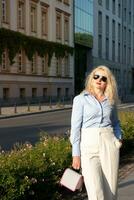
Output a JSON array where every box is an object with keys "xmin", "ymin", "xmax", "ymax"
[
  {"xmin": 2, "ymin": 0, "xmax": 9, "ymax": 23},
  {"xmin": 106, "ymin": 15, "xmax": 109, "ymax": 37},
  {"xmin": 112, "ymin": 20, "xmax": 115, "ymax": 40},
  {"xmin": 56, "ymin": 12, "xmax": 62, "ymax": 40},
  {"xmin": 132, "ymin": 68, "xmax": 134, "ymax": 90},
  {"xmin": 56, "ymin": 58, "xmax": 62, "ymax": 76},
  {"xmin": 1, "ymin": 49, "xmax": 9, "ymax": 71},
  {"xmin": 118, "ymin": 23, "xmax": 121, "ymax": 42},
  {"xmin": 124, "ymin": 27, "xmax": 126, "ymax": 42},
  {"xmin": 30, "ymin": 4, "xmax": 37, "ymax": 33},
  {"xmin": 64, "ymin": 54, "xmax": 69, "ymax": 77},
  {"xmin": 128, "ymin": 48, "xmax": 131, "ymax": 65},
  {"xmin": 31, "ymin": 54, "xmax": 36, "ymax": 73},
  {"xmin": 64, "ymin": 0, "xmax": 69, "ymax": 5},
  {"xmin": 41, "ymin": 7, "xmax": 48, "ymax": 37},
  {"xmin": 118, "ymin": 43, "xmax": 121, "ymax": 62},
  {"xmin": 98, "ymin": 11, "xmax": 102, "ymax": 34},
  {"xmin": 129, "ymin": 0, "xmax": 132, "ymax": 12},
  {"xmin": 98, "ymin": 35, "xmax": 102, "ymax": 57},
  {"xmin": 42, "ymin": 55, "xmax": 48, "ymax": 75},
  {"xmin": 118, "ymin": 3, "xmax": 121, "ymax": 18},
  {"xmin": 112, "ymin": 0, "xmax": 116, "ymax": 14},
  {"xmin": 98, "ymin": 0, "xmax": 102, "ymax": 5},
  {"xmin": 32, "ymin": 88, "xmax": 37, "ymax": 98},
  {"xmin": 124, "ymin": 8, "xmax": 126, "ymax": 22},
  {"xmin": 43, "ymin": 88, "xmax": 47, "ymax": 97},
  {"xmin": 106, "ymin": 38, "xmax": 109, "ymax": 60},
  {"xmin": 65, "ymin": 88, "xmax": 69, "ymax": 97},
  {"xmin": 18, "ymin": 50, "xmax": 25, "ymax": 73},
  {"xmin": 123, "ymin": 45, "xmax": 126, "ymax": 64},
  {"xmin": 18, "ymin": 0, "xmax": 25, "ymax": 29},
  {"xmin": 112, "ymin": 40, "xmax": 115, "ymax": 61},
  {"xmin": 57, "ymin": 88, "xmax": 61, "ymax": 98},
  {"xmin": 64, "ymin": 15, "xmax": 69, "ymax": 42},
  {"xmin": 3, "ymin": 88, "xmax": 9, "ymax": 100},
  {"xmin": 129, "ymin": 12, "xmax": 131, "ymax": 25},
  {"xmin": 20, "ymin": 88, "xmax": 25, "ymax": 99},
  {"xmin": 106, "ymin": 0, "xmax": 109, "ymax": 10},
  {"xmin": 128, "ymin": 30, "xmax": 131, "ymax": 47}
]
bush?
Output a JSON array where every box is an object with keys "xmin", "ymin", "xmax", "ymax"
[
  {"xmin": 119, "ymin": 111, "xmax": 134, "ymax": 155},
  {"xmin": 0, "ymin": 134, "xmax": 71, "ymax": 200}
]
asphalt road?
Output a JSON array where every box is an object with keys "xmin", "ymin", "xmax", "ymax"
[
  {"xmin": 0, "ymin": 109, "xmax": 71, "ymax": 151},
  {"xmin": 0, "ymin": 103, "xmax": 134, "ymax": 151}
]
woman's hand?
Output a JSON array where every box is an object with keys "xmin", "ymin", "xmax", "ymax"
[
  {"xmin": 72, "ymin": 156, "xmax": 81, "ymax": 170},
  {"xmin": 119, "ymin": 139, "xmax": 123, "ymax": 147}
]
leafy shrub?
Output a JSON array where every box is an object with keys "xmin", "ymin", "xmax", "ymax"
[
  {"xmin": 119, "ymin": 111, "xmax": 134, "ymax": 155},
  {"xmin": 0, "ymin": 134, "xmax": 71, "ymax": 200}
]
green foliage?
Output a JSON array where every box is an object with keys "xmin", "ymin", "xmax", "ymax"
[
  {"xmin": 0, "ymin": 135, "xmax": 71, "ymax": 200},
  {"xmin": 119, "ymin": 111, "xmax": 134, "ymax": 154},
  {"xmin": 0, "ymin": 28, "xmax": 74, "ymax": 66}
]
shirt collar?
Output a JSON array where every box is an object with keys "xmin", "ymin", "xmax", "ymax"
[
  {"xmin": 83, "ymin": 90, "xmax": 108, "ymax": 101},
  {"xmin": 83, "ymin": 90, "xmax": 90, "ymax": 96}
]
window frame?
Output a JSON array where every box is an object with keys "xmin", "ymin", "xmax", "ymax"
[{"xmin": 17, "ymin": 0, "xmax": 25, "ymax": 29}]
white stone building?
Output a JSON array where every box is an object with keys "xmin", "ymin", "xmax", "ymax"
[
  {"xmin": 93, "ymin": 0, "xmax": 134, "ymax": 101},
  {"xmin": 0, "ymin": 0, "xmax": 74, "ymax": 104}
]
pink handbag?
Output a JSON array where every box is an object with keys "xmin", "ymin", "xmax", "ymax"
[{"xmin": 60, "ymin": 168, "xmax": 83, "ymax": 191}]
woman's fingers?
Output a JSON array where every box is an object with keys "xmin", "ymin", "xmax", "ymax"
[{"xmin": 72, "ymin": 156, "xmax": 81, "ymax": 170}]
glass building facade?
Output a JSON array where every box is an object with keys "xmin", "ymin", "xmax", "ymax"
[
  {"xmin": 74, "ymin": 0, "xmax": 93, "ymax": 94},
  {"xmin": 75, "ymin": 0, "xmax": 93, "ymax": 47}
]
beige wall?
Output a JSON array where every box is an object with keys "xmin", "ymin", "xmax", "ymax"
[{"xmin": 0, "ymin": 0, "xmax": 74, "ymax": 102}]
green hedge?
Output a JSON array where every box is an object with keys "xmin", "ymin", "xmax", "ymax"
[{"xmin": 0, "ymin": 112, "xmax": 134, "ymax": 199}]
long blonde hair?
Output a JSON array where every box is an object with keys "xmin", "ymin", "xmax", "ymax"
[{"xmin": 85, "ymin": 65, "xmax": 119, "ymax": 105}]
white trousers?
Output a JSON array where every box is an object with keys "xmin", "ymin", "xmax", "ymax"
[{"xmin": 80, "ymin": 127, "xmax": 121, "ymax": 200}]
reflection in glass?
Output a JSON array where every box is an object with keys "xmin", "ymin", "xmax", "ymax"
[{"xmin": 75, "ymin": 0, "xmax": 93, "ymax": 47}]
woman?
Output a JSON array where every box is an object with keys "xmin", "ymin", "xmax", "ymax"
[{"xmin": 70, "ymin": 66, "xmax": 122, "ymax": 200}]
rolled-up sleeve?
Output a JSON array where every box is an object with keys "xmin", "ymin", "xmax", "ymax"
[
  {"xmin": 111, "ymin": 105, "xmax": 122, "ymax": 139},
  {"xmin": 70, "ymin": 96, "xmax": 83, "ymax": 156}
]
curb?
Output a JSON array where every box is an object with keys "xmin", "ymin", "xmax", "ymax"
[{"xmin": 0, "ymin": 107, "xmax": 72, "ymax": 120}]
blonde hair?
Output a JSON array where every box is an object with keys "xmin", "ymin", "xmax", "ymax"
[{"xmin": 85, "ymin": 65, "xmax": 119, "ymax": 105}]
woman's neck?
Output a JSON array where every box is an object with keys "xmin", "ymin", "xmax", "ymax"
[{"xmin": 94, "ymin": 89, "xmax": 104, "ymax": 98}]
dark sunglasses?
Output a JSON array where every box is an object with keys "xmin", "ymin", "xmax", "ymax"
[{"xmin": 93, "ymin": 74, "xmax": 107, "ymax": 82}]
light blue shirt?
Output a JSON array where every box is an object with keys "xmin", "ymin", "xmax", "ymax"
[{"xmin": 70, "ymin": 91, "xmax": 122, "ymax": 156}]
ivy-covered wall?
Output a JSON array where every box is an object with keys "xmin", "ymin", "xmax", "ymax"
[{"xmin": 0, "ymin": 28, "xmax": 74, "ymax": 66}]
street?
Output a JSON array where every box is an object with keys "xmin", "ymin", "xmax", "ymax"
[
  {"xmin": 0, "ymin": 109, "xmax": 71, "ymax": 151},
  {"xmin": 0, "ymin": 103, "xmax": 134, "ymax": 151}
]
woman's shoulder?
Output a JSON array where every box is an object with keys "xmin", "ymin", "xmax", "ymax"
[{"xmin": 73, "ymin": 91, "xmax": 90, "ymax": 102}]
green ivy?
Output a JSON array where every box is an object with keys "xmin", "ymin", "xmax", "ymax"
[{"xmin": 0, "ymin": 28, "xmax": 74, "ymax": 66}]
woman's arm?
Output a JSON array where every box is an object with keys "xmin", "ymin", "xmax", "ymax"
[
  {"xmin": 70, "ymin": 95, "xmax": 83, "ymax": 157},
  {"xmin": 111, "ymin": 105, "xmax": 123, "ymax": 140}
]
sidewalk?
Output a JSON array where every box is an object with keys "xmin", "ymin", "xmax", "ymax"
[
  {"xmin": 0, "ymin": 103, "xmax": 72, "ymax": 119},
  {"xmin": 73, "ymin": 164, "xmax": 134, "ymax": 200},
  {"xmin": 0, "ymin": 102, "xmax": 134, "ymax": 119},
  {"xmin": 118, "ymin": 170, "xmax": 134, "ymax": 200}
]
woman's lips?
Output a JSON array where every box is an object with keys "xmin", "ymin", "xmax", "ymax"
[{"xmin": 96, "ymin": 82, "xmax": 101, "ymax": 85}]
